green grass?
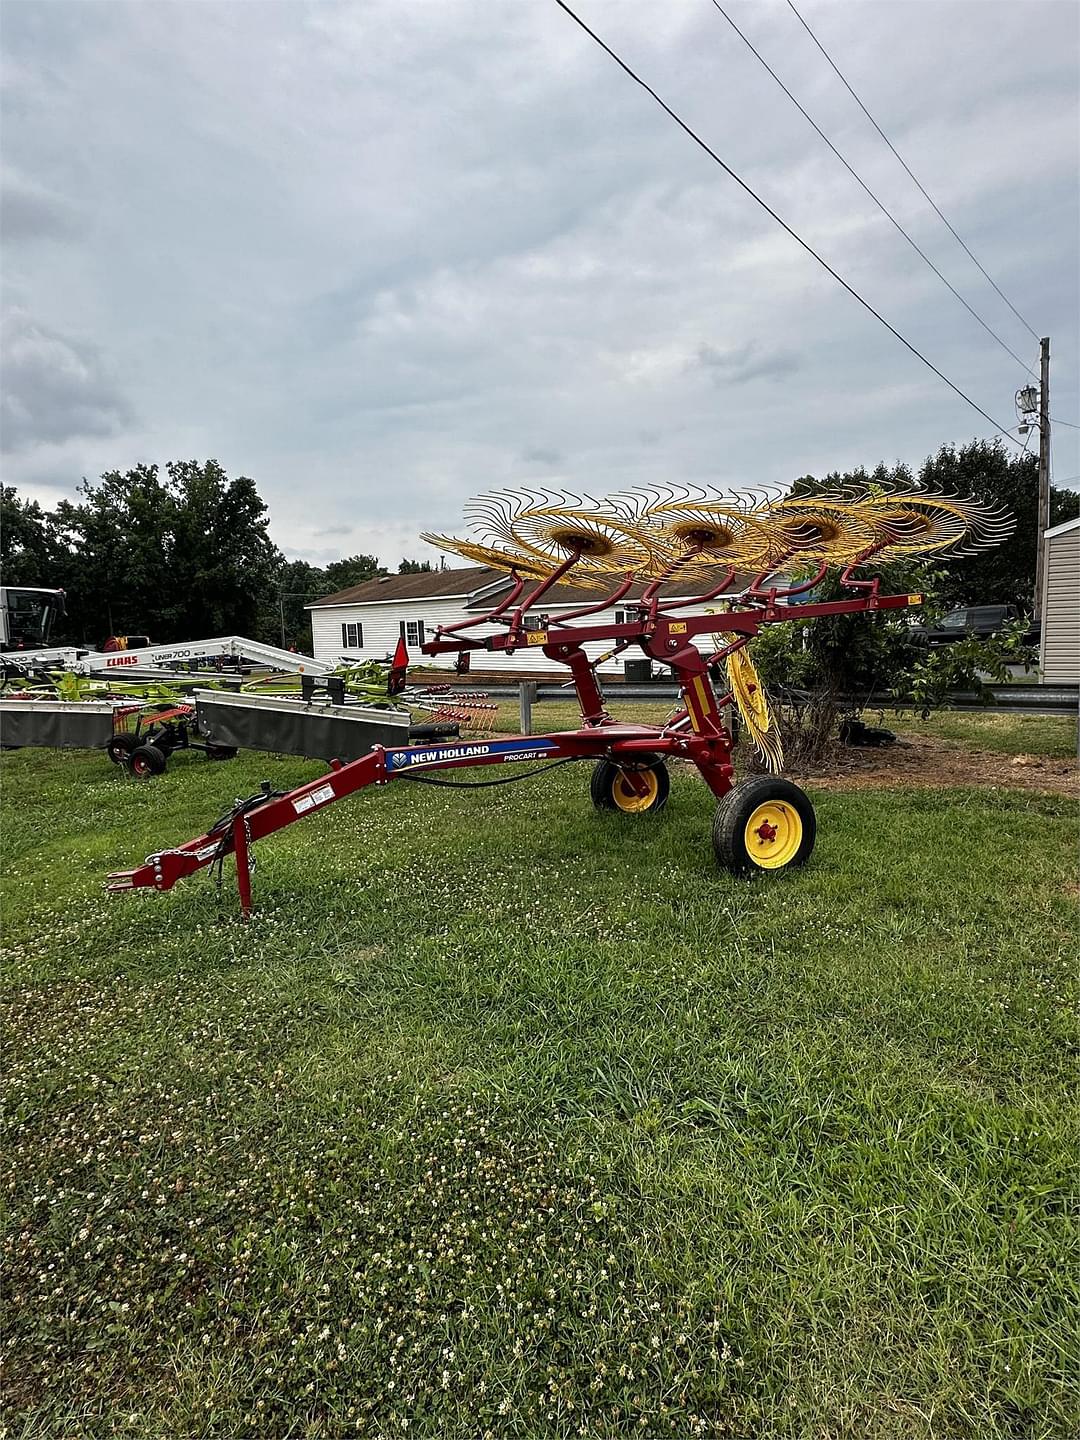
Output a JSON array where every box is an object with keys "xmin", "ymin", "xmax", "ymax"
[
  {"xmin": 504, "ymin": 694, "xmax": 1078, "ymax": 762},
  {"xmin": 889, "ymin": 711, "xmax": 1078, "ymax": 759},
  {"xmin": 497, "ymin": 695, "xmax": 677, "ymax": 734},
  {"xmin": 2, "ymin": 746, "xmax": 1077, "ymax": 1438}
]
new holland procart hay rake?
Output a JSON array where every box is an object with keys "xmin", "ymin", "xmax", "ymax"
[{"xmin": 107, "ymin": 482, "xmax": 1010, "ymax": 915}]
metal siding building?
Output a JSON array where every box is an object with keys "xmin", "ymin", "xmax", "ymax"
[
  {"xmin": 1040, "ymin": 517, "xmax": 1080, "ymax": 684},
  {"xmin": 307, "ymin": 567, "xmax": 728, "ymax": 675}
]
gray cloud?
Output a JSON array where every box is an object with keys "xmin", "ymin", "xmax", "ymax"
[
  {"xmin": 694, "ymin": 341, "xmax": 802, "ymax": 386},
  {"xmin": 0, "ymin": 172, "xmax": 80, "ymax": 244},
  {"xmin": 521, "ymin": 446, "xmax": 564, "ymax": 467},
  {"xmin": 1, "ymin": 310, "xmax": 132, "ymax": 453},
  {"xmin": 0, "ymin": 0, "xmax": 1074, "ymax": 563}
]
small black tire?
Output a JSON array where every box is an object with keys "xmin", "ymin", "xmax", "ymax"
[
  {"xmin": 205, "ymin": 744, "xmax": 238, "ymax": 761},
  {"xmin": 591, "ymin": 755, "xmax": 670, "ymax": 815},
  {"xmin": 408, "ymin": 722, "xmax": 460, "ymax": 741},
  {"xmin": 712, "ymin": 776, "xmax": 815, "ymax": 876},
  {"xmin": 105, "ymin": 734, "xmax": 138, "ymax": 765},
  {"xmin": 129, "ymin": 743, "xmax": 167, "ymax": 778}
]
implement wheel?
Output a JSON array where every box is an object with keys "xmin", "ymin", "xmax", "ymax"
[
  {"xmin": 712, "ymin": 776, "xmax": 815, "ymax": 875},
  {"xmin": 105, "ymin": 734, "xmax": 137, "ymax": 765},
  {"xmin": 591, "ymin": 756, "xmax": 670, "ymax": 815},
  {"xmin": 130, "ymin": 743, "xmax": 167, "ymax": 778}
]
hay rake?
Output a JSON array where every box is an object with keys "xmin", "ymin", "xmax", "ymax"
[{"xmin": 108, "ymin": 482, "xmax": 1010, "ymax": 915}]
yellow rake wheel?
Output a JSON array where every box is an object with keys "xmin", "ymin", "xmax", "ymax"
[
  {"xmin": 712, "ymin": 776, "xmax": 815, "ymax": 875},
  {"xmin": 628, "ymin": 489, "xmax": 779, "ymax": 573},
  {"xmin": 759, "ymin": 496, "xmax": 879, "ymax": 562},
  {"xmin": 418, "ymin": 534, "xmax": 556, "ymax": 579},
  {"xmin": 427, "ymin": 483, "xmax": 1013, "ymax": 581},
  {"xmin": 464, "ymin": 490, "xmax": 673, "ymax": 577},
  {"xmin": 854, "ymin": 493, "xmax": 1001, "ymax": 557},
  {"xmin": 712, "ymin": 635, "xmax": 784, "ymax": 774}
]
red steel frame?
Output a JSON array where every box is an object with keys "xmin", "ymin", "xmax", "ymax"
[{"xmin": 107, "ymin": 552, "xmax": 919, "ymax": 915}]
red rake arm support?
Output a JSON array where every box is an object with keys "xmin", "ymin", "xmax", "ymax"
[{"xmin": 542, "ymin": 572, "xmax": 636, "ymax": 625}]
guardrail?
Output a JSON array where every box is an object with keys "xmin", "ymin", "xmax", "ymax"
[{"xmin": 476, "ymin": 680, "xmax": 1080, "ymax": 732}]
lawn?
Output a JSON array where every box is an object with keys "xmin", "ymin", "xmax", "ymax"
[
  {"xmin": 504, "ymin": 693, "xmax": 1078, "ymax": 761},
  {"xmin": 2, "ymin": 741, "xmax": 1077, "ymax": 1439},
  {"xmin": 889, "ymin": 711, "xmax": 1078, "ymax": 759}
]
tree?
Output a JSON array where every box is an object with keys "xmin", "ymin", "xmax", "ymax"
[
  {"xmin": 165, "ymin": 460, "xmax": 280, "ymax": 639},
  {"xmin": 30, "ymin": 461, "xmax": 282, "ymax": 644},
  {"xmin": 274, "ymin": 558, "xmax": 328, "ymax": 651},
  {"xmin": 749, "ymin": 455, "xmax": 1037, "ymax": 764},
  {"xmin": 322, "ymin": 555, "xmax": 385, "ymax": 593},
  {"xmin": 0, "ymin": 487, "xmax": 66, "ymax": 589},
  {"xmin": 397, "ymin": 558, "xmax": 433, "ymax": 574},
  {"xmin": 53, "ymin": 464, "xmax": 174, "ymax": 642},
  {"xmin": 918, "ymin": 439, "xmax": 1079, "ymax": 611}
]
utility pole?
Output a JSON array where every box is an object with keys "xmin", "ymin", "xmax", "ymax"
[{"xmin": 1033, "ymin": 335, "xmax": 1051, "ymax": 619}]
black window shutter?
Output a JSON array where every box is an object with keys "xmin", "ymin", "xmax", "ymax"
[
  {"xmin": 399, "ymin": 621, "xmax": 406, "ymax": 640},
  {"xmin": 357, "ymin": 623, "xmax": 363, "ymax": 648}
]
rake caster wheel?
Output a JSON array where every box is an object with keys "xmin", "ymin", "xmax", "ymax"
[
  {"xmin": 129, "ymin": 743, "xmax": 167, "ymax": 778},
  {"xmin": 591, "ymin": 755, "xmax": 670, "ymax": 815},
  {"xmin": 713, "ymin": 776, "xmax": 815, "ymax": 875},
  {"xmin": 205, "ymin": 744, "xmax": 238, "ymax": 761},
  {"xmin": 105, "ymin": 734, "xmax": 138, "ymax": 765}
]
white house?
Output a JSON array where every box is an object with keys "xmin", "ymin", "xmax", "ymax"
[
  {"xmin": 306, "ymin": 566, "xmax": 735, "ymax": 677},
  {"xmin": 1040, "ymin": 517, "xmax": 1080, "ymax": 684}
]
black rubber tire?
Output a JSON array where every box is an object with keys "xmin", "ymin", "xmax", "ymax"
[
  {"xmin": 205, "ymin": 744, "xmax": 238, "ymax": 761},
  {"xmin": 105, "ymin": 734, "xmax": 138, "ymax": 765},
  {"xmin": 590, "ymin": 755, "xmax": 670, "ymax": 814},
  {"xmin": 408, "ymin": 722, "xmax": 460, "ymax": 741},
  {"xmin": 712, "ymin": 776, "xmax": 816, "ymax": 876},
  {"xmin": 129, "ymin": 742, "xmax": 167, "ymax": 778}
]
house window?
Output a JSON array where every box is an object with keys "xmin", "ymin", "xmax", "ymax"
[
  {"xmin": 340, "ymin": 622, "xmax": 363, "ymax": 649},
  {"xmin": 400, "ymin": 620, "xmax": 427, "ymax": 647},
  {"xmin": 615, "ymin": 608, "xmax": 638, "ymax": 626}
]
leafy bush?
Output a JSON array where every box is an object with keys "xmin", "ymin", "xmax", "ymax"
[{"xmin": 746, "ymin": 562, "xmax": 1034, "ymax": 767}]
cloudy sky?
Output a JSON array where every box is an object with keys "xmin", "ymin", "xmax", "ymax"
[{"xmin": 2, "ymin": 0, "xmax": 1077, "ymax": 567}]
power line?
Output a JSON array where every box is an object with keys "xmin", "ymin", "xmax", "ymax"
[
  {"xmin": 785, "ymin": 0, "xmax": 1040, "ymax": 343},
  {"xmin": 1049, "ymin": 416, "xmax": 1080, "ymax": 430},
  {"xmin": 708, "ymin": 0, "xmax": 1036, "ymax": 379},
  {"xmin": 551, "ymin": 0, "xmax": 1022, "ymax": 446}
]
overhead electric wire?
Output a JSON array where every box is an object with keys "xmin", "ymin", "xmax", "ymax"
[
  {"xmin": 551, "ymin": 0, "xmax": 1022, "ymax": 447},
  {"xmin": 708, "ymin": 0, "xmax": 1036, "ymax": 379},
  {"xmin": 785, "ymin": 0, "xmax": 1041, "ymax": 343}
]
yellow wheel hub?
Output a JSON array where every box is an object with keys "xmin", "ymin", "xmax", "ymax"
[
  {"xmin": 744, "ymin": 800, "xmax": 803, "ymax": 869},
  {"xmin": 612, "ymin": 768, "xmax": 660, "ymax": 813}
]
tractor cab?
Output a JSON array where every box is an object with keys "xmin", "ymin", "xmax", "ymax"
[{"xmin": 0, "ymin": 587, "xmax": 66, "ymax": 652}]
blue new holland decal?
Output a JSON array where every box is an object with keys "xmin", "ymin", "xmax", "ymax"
[{"xmin": 385, "ymin": 738, "xmax": 559, "ymax": 772}]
